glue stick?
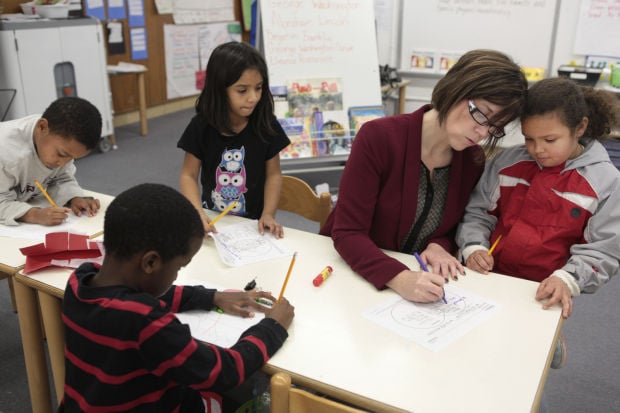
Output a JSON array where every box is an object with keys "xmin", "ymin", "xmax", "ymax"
[{"xmin": 312, "ymin": 266, "xmax": 333, "ymax": 287}]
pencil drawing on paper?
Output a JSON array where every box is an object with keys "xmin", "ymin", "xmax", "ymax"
[
  {"xmin": 216, "ymin": 229, "xmax": 273, "ymax": 258},
  {"xmin": 176, "ymin": 310, "xmax": 265, "ymax": 348},
  {"xmin": 389, "ymin": 291, "xmax": 469, "ymax": 330},
  {"xmin": 211, "ymin": 220, "xmax": 290, "ymax": 266},
  {"xmin": 363, "ymin": 285, "xmax": 499, "ymax": 351}
]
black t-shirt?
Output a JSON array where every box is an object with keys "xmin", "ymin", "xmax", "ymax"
[{"xmin": 178, "ymin": 115, "xmax": 290, "ymax": 219}]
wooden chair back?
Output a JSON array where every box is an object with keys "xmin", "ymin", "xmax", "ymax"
[
  {"xmin": 278, "ymin": 175, "xmax": 332, "ymax": 229},
  {"xmin": 270, "ymin": 372, "xmax": 366, "ymax": 413}
]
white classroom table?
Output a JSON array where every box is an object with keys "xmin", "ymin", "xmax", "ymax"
[
  {"xmin": 0, "ymin": 190, "xmax": 110, "ymax": 273},
  {"xmin": 8, "ymin": 207, "xmax": 562, "ymax": 413}
]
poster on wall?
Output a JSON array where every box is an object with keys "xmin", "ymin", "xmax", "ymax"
[
  {"xmin": 130, "ymin": 27, "xmax": 148, "ymax": 60},
  {"xmin": 127, "ymin": 0, "xmax": 145, "ymax": 27},
  {"xmin": 164, "ymin": 22, "xmax": 241, "ymax": 99},
  {"xmin": 84, "ymin": 0, "xmax": 105, "ymax": 19},
  {"xmin": 172, "ymin": 0, "xmax": 235, "ymax": 24},
  {"xmin": 198, "ymin": 22, "xmax": 242, "ymax": 72},
  {"xmin": 107, "ymin": 21, "xmax": 126, "ymax": 55},
  {"xmin": 108, "ymin": 0, "xmax": 126, "ymax": 19},
  {"xmin": 164, "ymin": 24, "xmax": 200, "ymax": 99}
]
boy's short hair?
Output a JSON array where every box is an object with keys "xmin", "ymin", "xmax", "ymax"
[
  {"xmin": 103, "ymin": 184, "xmax": 205, "ymax": 262},
  {"xmin": 42, "ymin": 97, "xmax": 102, "ymax": 150}
]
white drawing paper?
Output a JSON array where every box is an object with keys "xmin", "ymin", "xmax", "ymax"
[
  {"xmin": 175, "ymin": 310, "xmax": 265, "ymax": 348},
  {"xmin": 174, "ymin": 278, "xmax": 265, "ymax": 347},
  {"xmin": 210, "ymin": 220, "xmax": 291, "ymax": 267},
  {"xmin": 0, "ymin": 214, "xmax": 86, "ymax": 241},
  {"xmin": 363, "ymin": 285, "xmax": 499, "ymax": 352}
]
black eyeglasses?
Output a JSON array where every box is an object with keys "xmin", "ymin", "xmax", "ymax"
[{"xmin": 468, "ymin": 99, "xmax": 505, "ymax": 139}]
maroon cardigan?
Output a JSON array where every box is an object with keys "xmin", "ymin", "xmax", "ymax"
[{"xmin": 320, "ymin": 105, "xmax": 484, "ymax": 289}]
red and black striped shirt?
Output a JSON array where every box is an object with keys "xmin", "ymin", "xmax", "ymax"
[{"xmin": 61, "ymin": 263, "xmax": 287, "ymax": 412}]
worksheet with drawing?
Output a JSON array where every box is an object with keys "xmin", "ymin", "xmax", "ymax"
[
  {"xmin": 176, "ymin": 310, "xmax": 265, "ymax": 348},
  {"xmin": 174, "ymin": 278, "xmax": 265, "ymax": 348},
  {"xmin": 363, "ymin": 285, "xmax": 499, "ymax": 352},
  {"xmin": 210, "ymin": 220, "xmax": 291, "ymax": 266},
  {"xmin": 0, "ymin": 214, "xmax": 87, "ymax": 241}
]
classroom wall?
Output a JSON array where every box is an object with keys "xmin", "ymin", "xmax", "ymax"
[
  {"xmin": 381, "ymin": 0, "xmax": 617, "ymax": 114},
  {"xmin": 106, "ymin": 0, "xmax": 247, "ymax": 114},
  {"xmin": 2, "ymin": 1, "xmax": 615, "ymax": 118},
  {"xmin": 2, "ymin": 0, "xmax": 247, "ymax": 115}
]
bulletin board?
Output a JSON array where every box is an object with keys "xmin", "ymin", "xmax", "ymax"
[
  {"xmin": 258, "ymin": 0, "xmax": 382, "ymax": 111},
  {"xmin": 398, "ymin": 0, "xmax": 560, "ymax": 74}
]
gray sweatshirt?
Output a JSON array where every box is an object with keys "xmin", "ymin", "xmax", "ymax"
[{"xmin": 0, "ymin": 115, "xmax": 83, "ymax": 225}]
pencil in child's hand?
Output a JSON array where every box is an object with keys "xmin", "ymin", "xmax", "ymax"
[
  {"xmin": 34, "ymin": 179, "xmax": 57, "ymax": 207},
  {"xmin": 210, "ymin": 201, "xmax": 239, "ymax": 226},
  {"xmin": 89, "ymin": 230, "xmax": 104, "ymax": 239},
  {"xmin": 488, "ymin": 234, "xmax": 502, "ymax": 255},
  {"xmin": 277, "ymin": 252, "xmax": 297, "ymax": 303}
]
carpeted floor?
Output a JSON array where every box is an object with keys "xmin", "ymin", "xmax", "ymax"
[{"xmin": 1, "ymin": 110, "xmax": 619, "ymax": 412}]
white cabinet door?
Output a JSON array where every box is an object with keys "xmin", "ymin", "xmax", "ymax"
[
  {"xmin": 13, "ymin": 27, "xmax": 62, "ymax": 114},
  {"xmin": 59, "ymin": 24, "xmax": 113, "ymax": 136},
  {"xmin": 10, "ymin": 23, "xmax": 112, "ymax": 136}
]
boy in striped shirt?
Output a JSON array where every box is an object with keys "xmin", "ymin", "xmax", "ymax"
[{"xmin": 60, "ymin": 183, "xmax": 294, "ymax": 412}]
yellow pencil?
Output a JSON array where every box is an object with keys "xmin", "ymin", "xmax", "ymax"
[
  {"xmin": 488, "ymin": 234, "xmax": 503, "ymax": 255},
  {"xmin": 34, "ymin": 179, "xmax": 57, "ymax": 207},
  {"xmin": 89, "ymin": 230, "xmax": 104, "ymax": 239},
  {"xmin": 277, "ymin": 252, "xmax": 297, "ymax": 303},
  {"xmin": 210, "ymin": 201, "xmax": 239, "ymax": 226}
]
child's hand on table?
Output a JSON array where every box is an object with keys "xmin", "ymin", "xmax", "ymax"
[
  {"xmin": 69, "ymin": 197, "xmax": 100, "ymax": 217},
  {"xmin": 258, "ymin": 214, "xmax": 284, "ymax": 238},
  {"xmin": 213, "ymin": 290, "xmax": 277, "ymax": 318},
  {"xmin": 536, "ymin": 276, "xmax": 573, "ymax": 319}
]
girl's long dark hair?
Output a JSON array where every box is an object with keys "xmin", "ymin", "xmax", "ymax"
[{"xmin": 196, "ymin": 41, "xmax": 277, "ymax": 137}]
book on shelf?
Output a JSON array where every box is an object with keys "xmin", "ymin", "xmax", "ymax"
[
  {"xmin": 348, "ymin": 105, "xmax": 385, "ymax": 135},
  {"xmin": 278, "ymin": 109, "xmax": 349, "ymax": 159}
]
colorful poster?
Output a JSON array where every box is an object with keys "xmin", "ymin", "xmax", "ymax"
[{"xmin": 286, "ymin": 78, "xmax": 343, "ymax": 118}]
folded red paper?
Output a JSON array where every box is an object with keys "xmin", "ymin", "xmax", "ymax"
[{"xmin": 20, "ymin": 232, "xmax": 103, "ymax": 274}]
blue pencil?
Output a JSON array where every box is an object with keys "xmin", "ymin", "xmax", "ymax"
[{"xmin": 413, "ymin": 252, "xmax": 447, "ymax": 304}]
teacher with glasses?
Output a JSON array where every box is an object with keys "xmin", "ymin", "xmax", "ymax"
[{"xmin": 320, "ymin": 49, "xmax": 527, "ymax": 303}]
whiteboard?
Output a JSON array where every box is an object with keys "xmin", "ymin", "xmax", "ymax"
[
  {"xmin": 574, "ymin": 0, "xmax": 620, "ymax": 56},
  {"xmin": 259, "ymin": 0, "xmax": 382, "ymax": 110},
  {"xmin": 399, "ymin": 0, "xmax": 559, "ymax": 73},
  {"xmin": 374, "ymin": 0, "xmax": 398, "ymax": 66}
]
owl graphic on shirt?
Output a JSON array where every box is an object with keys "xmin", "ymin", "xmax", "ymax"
[
  {"xmin": 214, "ymin": 168, "xmax": 247, "ymax": 199},
  {"xmin": 212, "ymin": 147, "xmax": 247, "ymax": 215},
  {"xmin": 218, "ymin": 147, "xmax": 245, "ymax": 173},
  {"xmin": 211, "ymin": 191, "xmax": 245, "ymax": 213}
]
